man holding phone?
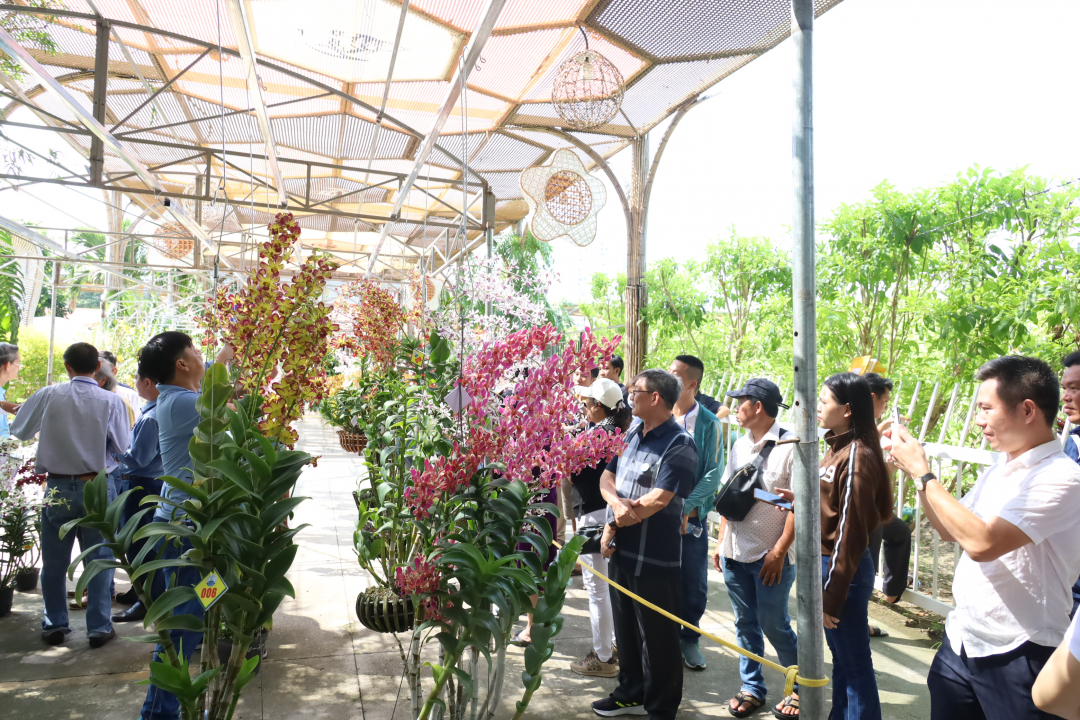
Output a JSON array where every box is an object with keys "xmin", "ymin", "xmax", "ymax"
[{"xmin": 710, "ymin": 379, "xmax": 800, "ymax": 718}]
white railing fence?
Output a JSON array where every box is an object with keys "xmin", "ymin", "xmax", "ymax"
[{"xmin": 705, "ymin": 371, "xmax": 1074, "ymax": 617}]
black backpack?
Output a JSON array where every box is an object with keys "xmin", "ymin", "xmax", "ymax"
[{"xmin": 713, "ymin": 428, "xmax": 788, "ymax": 521}]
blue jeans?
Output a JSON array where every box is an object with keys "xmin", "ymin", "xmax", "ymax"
[
  {"xmin": 721, "ymin": 553, "xmax": 799, "ymax": 700},
  {"xmin": 123, "ymin": 477, "xmax": 163, "ymax": 568},
  {"xmin": 822, "ymin": 549, "xmax": 881, "ymax": 720},
  {"xmin": 680, "ymin": 516, "xmax": 710, "ymax": 643},
  {"xmin": 140, "ymin": 519, "xmax": 204, "ymax": 720},
  {"xmin": 40, "ymin": 475, "xmax": 117, "ymax": 636}
]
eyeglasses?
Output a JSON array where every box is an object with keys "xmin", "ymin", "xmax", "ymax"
[{"xmin": 627, "ymin": 388, "xmax": 653, "ymax": 397}]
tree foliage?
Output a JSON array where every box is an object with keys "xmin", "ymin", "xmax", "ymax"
[{"xmin": 580, "ymin": 166, "xmax": 1080, "ymax": 395}]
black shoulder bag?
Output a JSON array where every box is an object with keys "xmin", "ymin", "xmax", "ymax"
[{"xmin": 713, "ymin": 428, "xmax": 788, "ymax": 521}]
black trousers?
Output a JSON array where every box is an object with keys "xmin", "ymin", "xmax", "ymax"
[
  {"xmin": 928, "ymin": 633, "xmax": 1056, "ymax": 720},
  {"xmin": 868, "ymin": 515, "xmax": 912, "ymax": 598},
  {"xmin": 609, "ymin": 559, "xmax": 683, "ymax": 720}
]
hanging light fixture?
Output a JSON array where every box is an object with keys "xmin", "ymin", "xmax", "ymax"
[{"xmin": 552, "ymin": 28, "xmax": 624, "ymax": 130}]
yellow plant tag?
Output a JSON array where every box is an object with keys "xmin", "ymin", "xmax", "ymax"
[{"xmin": 194, "ymin": 571, "xmax": 228, "ymax": 609}]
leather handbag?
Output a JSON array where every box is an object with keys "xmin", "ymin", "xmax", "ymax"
[
  {"xmin": 713, "ymin": 428, "xmax": 787, "ymax": 521},
  {"xmin": 575, "ymin": 524, "xmax": 606, "ymax": 555}
]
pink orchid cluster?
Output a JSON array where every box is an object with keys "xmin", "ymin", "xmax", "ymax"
[
  {"xmin": 395, "ymin": 555, "xmax": 443, "ymax": 619},
  {"xmin": 406, "ymin": 325, "xmax": 625, "ymax": 515}
]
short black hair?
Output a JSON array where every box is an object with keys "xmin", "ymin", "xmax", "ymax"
[
  {"xmin": 632, "ymin": 369, "xmax": 681, "ymax": 410},
  {"xmin": 0, "ymin": 342, "xmax": 17, "ymax": 367},
  {"xmin": 975, "ymin": 355, "xmax": 1059, "ymax": 427},
  {"xmin": 100, "ymin": 350, "xmax": 118, "ymax": 366},
  {"xmin": 63, "ymin": 342, "xmax": 100, "ymax": 374},
  {"xmin": 139, "ymin": 331, "xmax": 194, "ymax": 385},
  {"xmin": 862, "ymin": 372, "xmax": 894, "ymax": 399},
  {"xmin": 608, "ymin": 355, "xmax": 623, "ymax": 376},
  {"xmin": 674, "ymin": 354, "xmax": 704, "ymax": 384},
  {"xmin": 1063, "ymin": 350, "xmax": 1080, "ymax": 369},
  {"xmin": 590, "ymin": 367, "xmax": 599, "ymax": 379}
]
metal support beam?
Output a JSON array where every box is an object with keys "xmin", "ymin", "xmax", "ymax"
[
  {"xmin": 0, "ymin": 25, "xmax": 234, "ymax": 268},
  {"xmin": 367, "ymin": 0, "xmax": 507, "ymax": 276},
  {"xmin": 790, "ymin": 1, "xmax": 825, "ymax": 718},
  {"xmin": 0, "ymin": 215, "xmax": 171, "ymax": 295},
  {"xmin": 225, "ymin": 0, "xmax": 288, "ymax": 206},
  {"xmin": 624, "ymin": 135, "xmax": 648, "ymax": 378},
  {"xmin": 89, "ymin": 18, "xmax": 109, "ymax": 185}
]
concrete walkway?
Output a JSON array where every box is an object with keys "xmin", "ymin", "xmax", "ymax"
[{"xmin": 0, "ymin": 415, "xmax": 936, "ymax": 718}]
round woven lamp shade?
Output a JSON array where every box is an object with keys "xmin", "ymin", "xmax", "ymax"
[
  {"xmin": 149, "ymin": 222, "xmax": 195, "ymax": 260},
  {"xmin": 552, "ymin": 49, "xmax": 624, "ymax": 130}
]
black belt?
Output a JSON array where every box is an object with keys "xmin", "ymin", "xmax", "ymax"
[{"xmin": 47, "ymin": 472, "xmax": 99, "ymax": 481}]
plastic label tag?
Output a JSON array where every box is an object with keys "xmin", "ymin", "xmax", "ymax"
[{"xmin": 194, "ymin": 570, "xmax": 228, "ymax": 609}]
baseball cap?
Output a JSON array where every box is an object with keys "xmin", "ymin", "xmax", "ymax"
[
  {"xmin": 573, "ymin": 377, "xmax": 624, "ymax": 410},
  {"xmin": 725, "ymin": 378, "xmax": 789, "ymax": 409}
]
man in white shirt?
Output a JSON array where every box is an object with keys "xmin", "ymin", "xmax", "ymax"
[
  {"xmin": 891, "ymin": 355, "xmax": 1080, "ymax": 720},
  {"xmin": 709, "ymin": 379, "xmax": 799, "ymax": 718}
]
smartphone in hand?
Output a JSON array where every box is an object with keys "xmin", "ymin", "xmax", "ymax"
[{"xmin": 754, "ymin": 488, "xmax": 793, "ymax": 512}]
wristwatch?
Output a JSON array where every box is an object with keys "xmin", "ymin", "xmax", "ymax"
[{"xmin": 913, "ymin": 472, "xmax": 936, "ymax": 492}]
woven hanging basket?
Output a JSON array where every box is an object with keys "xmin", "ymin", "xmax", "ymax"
[
  {"xmin": 355, "ymin": 588, "xmax": 415, "ymax": 634},
  {"xmin": 552, "ymin": 49, "xmax": 624, "ymax": 130},
  {"xmin": 337, "ymin": 430, "xmax": 368, "ymax": 454}
]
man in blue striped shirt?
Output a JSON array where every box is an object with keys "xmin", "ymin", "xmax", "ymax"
[
  {"xmin": 11, "ymin": 342, "xmax": 131, "ymax": 648},
  {"xmin": 1061, "ymin": 351, "xmax": 1080, "ymax": 616}
]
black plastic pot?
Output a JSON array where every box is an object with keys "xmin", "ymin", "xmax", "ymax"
[
  {"xmin": 216, "ymin": 629, "xmax": 269, "ymax": 673},
  {"xmin": 14, "ymin": 567, "xmax": 39, "ymax": 592},
  {"xmin": 0, "ymin": 585, "xmax": 13, "ymax": 617},
  {"xmin": 355, "ymin": 589, "xmax": 414, "ymax": 634}
]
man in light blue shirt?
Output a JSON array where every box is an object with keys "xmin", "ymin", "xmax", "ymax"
[
  {"xmin": 10, "ymin": 342, "xmax": 131, "ymax": 648},
  {"xmin": 137, "ymin": 331, "xmax": 229, "ymax": 720},
  {"xmin": 111, "ymin": 367, "xmax": 164, "ymax": 620}
]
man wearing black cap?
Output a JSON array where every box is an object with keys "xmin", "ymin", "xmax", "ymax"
[{"xmin": 710, "ymin": 379, "xmax": 800, "ymax": 718}]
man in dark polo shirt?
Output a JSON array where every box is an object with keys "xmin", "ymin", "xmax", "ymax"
[{"xmin": 594, "ymin": 369, "xmax": 698, "ymax": 719}]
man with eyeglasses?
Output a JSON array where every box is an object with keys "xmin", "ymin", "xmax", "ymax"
[{"xmin": 592, "ymin": 369, "xmax": 698, "ymax": 719}]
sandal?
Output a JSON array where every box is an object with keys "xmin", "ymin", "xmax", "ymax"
[
  {"xmin": 869, "ymin": 625, "xmax": 889, "ymax": 638},
  {"xmin": 772, "ymin": 694, "xmax": 799, "ymax": 718},
  {"xmin": 509, "ymin": 629, "xmax": 531, "ymax": 647},
  {"xmin": 728, "ymin": 691, "xmax": 763, "ymax": 718}
]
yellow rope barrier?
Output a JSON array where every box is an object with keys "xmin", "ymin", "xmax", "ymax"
[{"xmin": 555, "ymin": 541, "xmax": 829, "ymax": 696}]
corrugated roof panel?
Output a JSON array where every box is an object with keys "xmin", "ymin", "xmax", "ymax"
[
  {"xmin": 406, "ymin": 0, "xmax": 486, "ymax": 33},
  {"xmin": 466, "ymin": 29, "xmax": 563, "ymax": 101},
  {"xmin": 620, "ymin": 56, "xmax": 755, "ymax": 130},
  {"xmin": 250, "ymin": 0, "xmax": 460, "ymax": 84},
  {"xmin": 469, "ymin": 132, "xmax": 547, "ymax": 171},
  {"xmin": 376, "ymin": 82, "xmax": 505, "ymax": 135},
  {"xmin": 589, "ymin": 0, "xmax": 842, "ymax": 60},
  {"xmin": 494, "ymin": 0, "xmax": 589, "ymax": 31},
  {"xmin": 134, "ymin": 0, "xmax": 239, "ymax": 49},
  {"xmin": 479, "ymin": 170, "xmax": 524, "ymax": 201}
]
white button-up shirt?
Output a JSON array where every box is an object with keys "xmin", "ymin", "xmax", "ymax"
[
  {"xmin": 946, "ymin": 438, "xmax": 1080, "ymax": 658},
  {"xmin": 720, "ymin": 420, "xmax": 796, "ymax": 564}
]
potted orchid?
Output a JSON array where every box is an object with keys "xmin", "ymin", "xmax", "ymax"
[{"xmin": 0, "ymin": 439, "xmax": 47, "ymax": 612}]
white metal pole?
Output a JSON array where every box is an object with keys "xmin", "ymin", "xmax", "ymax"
[{"xmin": 791, "ymin": 1, "xmax": 825, "ymax": 716}]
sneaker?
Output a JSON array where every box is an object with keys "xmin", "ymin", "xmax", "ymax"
[
  {"xmin": 682, "ymin": 639, "xmax": 707, "ymax": 670},
  {"xmin": 591, "ymin": 696, "xmax": 647, "ymax": 716},
  {"xmin": 88, "ymin": 628, "xmax": 117, "ymax": 648},
  {"xmin": 571, "ymin": 650, "xmax": 619, "ymax": 678},
  {"xmin": 611, "ymin": 644, "xmax": 619, "ymax": 664}
]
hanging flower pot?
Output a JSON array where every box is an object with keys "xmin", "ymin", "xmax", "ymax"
[
  {"xmin": 355, "ymin": 586, "xmax": 414, "ymax": 634},
  {"xmin": 14, "ymin": 567, "xmax": 39, "ymax": 592},
  {"xmin": 337, "ymin": 430, "xmax": 367, "ymax": 454}
]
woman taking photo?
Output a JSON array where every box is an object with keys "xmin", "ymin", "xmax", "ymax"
[{"xmin": 816, "ymin": 372, "xmax": 892, "ymax": 720}]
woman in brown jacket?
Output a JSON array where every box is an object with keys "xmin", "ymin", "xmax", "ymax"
[{"xmin": 816, "ymin": 372, "xmax": 892, "ymax": 720}]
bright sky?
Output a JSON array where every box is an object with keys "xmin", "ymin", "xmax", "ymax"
[
  {"xmin": 548, "ymin": 0, "xmax": 1080, "ymax": 302},
  {"xmin": 3, "ymin": 0, "xmax": 1079, "ymax": 306}
]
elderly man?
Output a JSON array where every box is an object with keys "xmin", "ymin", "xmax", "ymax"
[
  {"xmin": 10, "ymin": 342, "xmax": 131, "ymax": 648},
  {"xmin": 890, "ymin": 355, "xmax": 1080, "ymax": 720},
  {"xmin": 593, "ymin": 369, "xmax": 698, "ymax": 719}
]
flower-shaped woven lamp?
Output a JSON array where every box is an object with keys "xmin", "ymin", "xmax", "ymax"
[
  {"xmin": 552, "ymin": 48, "xmax": 624, "ymax": 130},
  {"xmin": 520, "ymin": 148, "xmax": 607, "ymax": 247}
]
